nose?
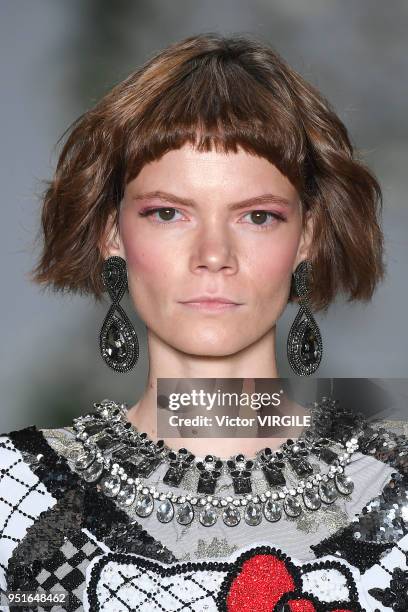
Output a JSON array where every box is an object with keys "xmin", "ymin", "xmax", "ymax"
[{"xmin": 189, "ymin": 225, "xmax": 238, "ymax": 275}]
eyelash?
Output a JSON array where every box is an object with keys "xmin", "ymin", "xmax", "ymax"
[{"xmin": 138, "ymin": 207, "xmax": 286, "ymax": 230}]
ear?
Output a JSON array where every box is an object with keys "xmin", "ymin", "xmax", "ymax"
[
  {"xmin": 293, "ymin": 208, "xmax": 314, "ymax": 271},
  {"xmin": 100, "ymin": 211, "xmax": 126, "ymax": 260}
]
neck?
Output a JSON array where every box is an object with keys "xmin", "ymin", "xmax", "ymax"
[{"xmin": 125, "ymin": 328, "xmax": 306, "ymax": 457}]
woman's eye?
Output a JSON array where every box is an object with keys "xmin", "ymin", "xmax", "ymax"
[
  {"xmin": 139, "ymin": 207, "xmax": 183, "ymax": 223},
  {"xmin": 241, "ymin": 210, "xmax": 284, "ymax": 228}
]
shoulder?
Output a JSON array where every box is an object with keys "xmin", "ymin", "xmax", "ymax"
[
  {"xmin": 0, "ymin": 424, "xmax": 78, "ymax": 476},
  {"xmin": 358, "ymin": 417, "xmax": 408, "ymax": 476}
]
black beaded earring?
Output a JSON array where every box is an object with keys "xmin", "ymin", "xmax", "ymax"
[
  {"xmin": 287, "ymin": 260, "xmax": 323, "ymax": 376},
  {"xmin": 99, "ymin": 256, "xmax": 139, "ymax": 373}
]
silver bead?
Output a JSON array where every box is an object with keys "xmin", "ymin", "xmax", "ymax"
[
  {"xmin": 199, "ymin": 504, "xmax": 218, "ymax": 527},
  {"xmin": 135, "ymin": 492, "xmax": 154, "ymax": 517},
  {"xmin": 156, "ymin": 499, "xmax": 174, "ymax": 523},
  {"xmin": 244, "ymin": 502, "xmax": 262, "ymax": 526},
  {"xmin": 263, "ymin": 499, "xmax": 282, "ymax": 522},
  {"xmin": 222, "ymin": 504, "xmax": 241, "ymax": 527},
  {"xmin": 176, "ymin": 501, "xmax": 194, "ymax": 525}
]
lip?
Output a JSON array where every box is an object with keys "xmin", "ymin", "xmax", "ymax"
[
  {"xmin": 180, "ymin": 301, "xmax": 241, "ymax": 311},
  {"xmin": 179, "ymin": 296, "xmax": 243, "ymax": 311},
  {"xmin": 180, "ymin": 296, "xmax": 242, "ymax": 304}
]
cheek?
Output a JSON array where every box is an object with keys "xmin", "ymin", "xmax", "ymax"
[
  {"xmin": 121, "ymin": 226, "xmax": 169, "ymax": 290},
  {"xmin": 248, "ymin": 236, "xmax": 298, "ymax": 294}
]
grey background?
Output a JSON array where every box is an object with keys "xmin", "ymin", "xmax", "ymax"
[{"xmin": 0, "ymin": 0, "xmax": 407, "ymax": 432}]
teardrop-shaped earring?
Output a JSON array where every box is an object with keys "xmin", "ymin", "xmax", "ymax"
[
  {"xmin": 287, "ymin": 260, "xmax": 323, "ymax": 376},
  {"xmin": 99, "ymin": 256, "xmax": 139, "ymax": 373}
]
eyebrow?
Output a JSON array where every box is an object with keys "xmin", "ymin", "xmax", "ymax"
[{"xmin": 130, "ymin": 190, "xmax": 293, "ymax": 210}]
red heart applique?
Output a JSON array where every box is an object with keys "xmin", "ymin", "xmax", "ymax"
[
  {"xmin": 223, "ymin": 551, "xmax": 357, "ymax": 612},
  {"xmin": 285, "ymin": 598, "xmax": 316, "ymax": 611},
  {"xmin": 226, "ymin": 553, "xmax": 296, "ymax": 611}
]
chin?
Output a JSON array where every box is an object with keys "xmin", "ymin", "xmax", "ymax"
[{"xmin": 174, "ymin": 336, "xmax": 247, "ymax": 357}]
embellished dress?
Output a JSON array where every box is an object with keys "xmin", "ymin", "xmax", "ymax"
[{"xmin": 0, "ymin": 396, "xmax": 407, "ymax": 612}]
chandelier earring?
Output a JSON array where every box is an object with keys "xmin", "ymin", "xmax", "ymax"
[
  {"xmin": 287, "ymin": 260, "xmax": 323, "ymax": 376},
  {"xmin": 99, "ymin": 256, "xmax": 139, "ymax": 373}
]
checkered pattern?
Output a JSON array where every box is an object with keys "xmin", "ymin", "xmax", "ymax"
[
  {"xmin": 0, "ymin": 435, "xmax": 55, "ymax": 591},
  {"xmin": 87, "ymin": 556, "xmax": 225, "ymax": 612},
  {"xmin": 33, "ymin": 530, "xmax": 104, "ymax": 612}
]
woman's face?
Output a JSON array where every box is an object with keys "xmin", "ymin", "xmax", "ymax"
[{"xmin": 108, "ymin": 143, "xmax": 312, "ymax": 356}]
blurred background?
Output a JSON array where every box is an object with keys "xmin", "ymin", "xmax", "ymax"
[{"xmin": 1, "ymin": 0, "xmax": 407, "ymax": 432}]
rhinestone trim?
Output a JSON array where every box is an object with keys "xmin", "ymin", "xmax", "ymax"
[{"xmin": 71, "ymin": 398, "xmax": 359, "ymax": 528}]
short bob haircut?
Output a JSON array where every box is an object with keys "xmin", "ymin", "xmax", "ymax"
[{"xmin": 30, "ymin": 32, "xmax": 385, "ymax": 313}]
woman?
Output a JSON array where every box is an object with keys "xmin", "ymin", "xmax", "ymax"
[{"xmin": 1, "ymin": 33, "xmax": 406, "ymax": 611}]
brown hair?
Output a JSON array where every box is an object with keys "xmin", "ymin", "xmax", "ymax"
[{"xmin": 29, "ymin": 32, "xmax": 385, "ymax": 312}]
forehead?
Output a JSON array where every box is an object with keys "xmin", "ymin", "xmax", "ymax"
[{"xmin": 126, "ymin": 143, "xmax": 299, "ymax": 200}]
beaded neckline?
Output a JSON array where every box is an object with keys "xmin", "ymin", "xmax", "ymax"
[{"xmin": 71, "ymin": 397, "xmax": 362, "ymax": 528}]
